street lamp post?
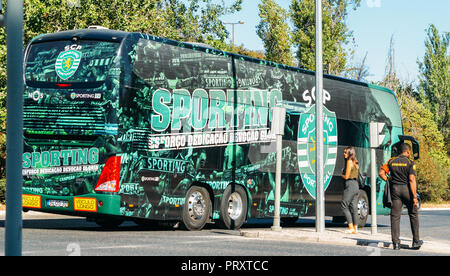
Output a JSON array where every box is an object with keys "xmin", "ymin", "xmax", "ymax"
[
  {"xmin": 223, "ymin": 21, "xmax": 244, "ymax": 48},
  {"xmin": 1, "ymin": 0, "xmax": 24, "ymax": 256},
  {"xmin": 315, "ymin": 0, "xmax": 325, "ymax": 233}
]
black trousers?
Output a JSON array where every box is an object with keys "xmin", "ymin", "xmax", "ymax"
[
  {"xmin": 341, "ymin": 179, "xmax": 359, "ymax": 226},
  {"xmin": 390, "ymin": 184, "xmax": 420, "ymax": 244}
]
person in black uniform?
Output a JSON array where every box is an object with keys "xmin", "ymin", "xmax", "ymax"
[{"xmin": 379, "ymin": 143, "xmax": 423, "ymax": 250}]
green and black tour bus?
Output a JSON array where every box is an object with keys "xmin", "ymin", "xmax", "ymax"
[{"xmin": 22, "ymin": 28, "xmax": 418, "ymax": 230}]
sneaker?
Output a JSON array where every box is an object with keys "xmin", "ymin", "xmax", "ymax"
[
  {"xmin": 393, "ymin": 243, "xmax": 401, "ymax": 250},
  {"xmin": 411, "ymin": 240, "xmax": 423, "ymax": 250}
]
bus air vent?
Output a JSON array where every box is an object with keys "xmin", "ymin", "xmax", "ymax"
[{"xmin": 23, "ymin": 104, "xmax": 106, "ymax": 137}]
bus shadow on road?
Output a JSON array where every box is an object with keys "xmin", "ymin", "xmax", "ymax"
[
  {"xmin": 0, "ymin": 218, "xmax": 183, "ymax": 232},
  {"xmin": 0, "ymin": 216, "xmax": 391, "ymax": 233}
]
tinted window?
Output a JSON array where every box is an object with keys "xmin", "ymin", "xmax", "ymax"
[{"xmin": 25, "ymin": 40, "xmax": 120, "ymax": 85}]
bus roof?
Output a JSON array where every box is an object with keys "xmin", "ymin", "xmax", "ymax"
[
  {"xmin": 29, "ymin": 28, "xmax": 396, "ymax": 98},
  {"xmin": 30, "ymin": 28, "xmax": 129, "ymax": 44}
]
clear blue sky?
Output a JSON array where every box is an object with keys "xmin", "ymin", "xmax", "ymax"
[{"xmin": 221, "ymin": 0, "xmax": 450, "ymax": 83}]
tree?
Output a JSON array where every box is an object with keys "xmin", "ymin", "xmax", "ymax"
[
  {"xmin": 23, "ymin": 0, "xmax": 242, "ymax": 44},
  {"xmin": 232, "ymin": 44, "xmax": 266, "ymax": 60},
  {"xmin": 398, "ymin": 84, "xmax": 450, "ymax": 202},
  {"xmin": 256, "ymin": 0, "xmax": 294, "ymax": 66},
  {"xmin": 0, "ymin": 0, "xmax": 6, "ymax": 182},
  {"xmin": 379, "ymin": 33, "xmax": 450, "ymax": 202},
  {"xmin": 376, "ymin": 33, "xmax": 449, "ymax": 202},
  {"xmin": 380, "ymin": 35, "xmax": 402, "ymax": 93},
  {"xmin": 344, "ymin": 51, "xmax": 370, "ymax": 81},
  {"xmin": 164, "ymin": 0, "xmax": 242, "ymax": 48},
  {"xmin": 290, "ymin": 0, "xmax": 361, "ymax": 75},
  {"xmin": 383, "ymin": 35, "xmax": 398, "ymax": 90},
  {"xmin": 417, "ymin": 24, "xmax": 450, "ymax": 151}
]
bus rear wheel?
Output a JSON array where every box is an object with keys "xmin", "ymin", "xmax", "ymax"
[
  {"xmin": 182, "ymin": 185, "xmax": 212, "ymax": 231},
  {"xmin": 219, "ymin": 184, "xmax": 248, "ymax": 230},
  {"xmin": 357, "ymin": 190, "xmax": 369, "ymax": 228}
]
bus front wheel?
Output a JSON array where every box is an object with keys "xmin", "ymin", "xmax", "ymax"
[
  {"xmin": 182, "ymin": 185, "xmax": 212, "ymax": 231},
  {"xmin": 219, "ymin": 184, "xmax": 248, "ymax": 230}
]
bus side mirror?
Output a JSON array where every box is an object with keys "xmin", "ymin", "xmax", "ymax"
[
  {"xmin": 392, "ymin": 135, "xmax": 420, "ymax": 160},
  {"xmin": 411, "ymin": 140, "xmax": 420, "ymax": 160}
]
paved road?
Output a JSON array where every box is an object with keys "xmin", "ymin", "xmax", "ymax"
[
  {"xmin": 0, "ymin": 209, "xmax": 448, "ymax": 256},
  {"xmin": 374, "ymin": 209, "xmax": 450, "ymax": 243}
]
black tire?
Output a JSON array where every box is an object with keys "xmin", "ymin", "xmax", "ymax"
[
  {"xmin": 182, "ymin": 185, "xmax": 212, "ymax": 231},
  {"xmin": 357, "ymin": 190, "xmax": 369, "ymax": 228},
  {"xmin": 219, "ymin": 184, "xmax": 248, "ymax": 230}
]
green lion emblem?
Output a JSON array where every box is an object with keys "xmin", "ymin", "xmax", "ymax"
[
  {"xmin": 55, "ymin": 49, "xmax": 82, "ymax": 80},
  {"xmin": 297, "ymin": 104, "xmax": 338, "ymax": 199}
]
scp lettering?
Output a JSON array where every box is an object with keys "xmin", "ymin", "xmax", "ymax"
[{"xmin": 302, "ymin": 87, "xmax": 331, "ymax": 107}]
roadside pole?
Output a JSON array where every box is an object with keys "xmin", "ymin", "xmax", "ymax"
[
  {"xmin": 369, "ymin": 122, "xmax": 385, "ymax": 235},
  {"xmin": 271, "ymin": 107, "xmax": 286, "ymax": 232},
  {"xmin": 315, "ymin": 0, "xmax": 325, "ymax": 233},
  {"xmin": 370, "ymin": 147, "xmax": 377, "ymax": 235},
  {"xmin": 2, "ymin": 0, "xmax": 24, "ymax": 256}
]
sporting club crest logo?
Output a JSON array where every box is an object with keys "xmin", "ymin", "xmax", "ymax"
[
  {"xmin": 297, "ymin": 104, "xmax": 338, "ymax": 199},
  {"xmin": 55, "ymin": 49, "xmax": 82, "ymax": 80}
]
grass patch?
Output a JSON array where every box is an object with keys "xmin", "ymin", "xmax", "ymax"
[{"xmin": 421, "ymin": 201, "xmax": 450, "ymax": 209}]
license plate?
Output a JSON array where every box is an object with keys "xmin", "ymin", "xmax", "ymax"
[
  {"xmin": 74, "ymin": 197, "xmax": 97, "ymax": 212},
  {"xmin": 46, "ymin": 199, "xmax": 69, "ymax": 208},
  {"xmin": 23, "ymin": 194, "xmax": 41, "ymax": 209}
]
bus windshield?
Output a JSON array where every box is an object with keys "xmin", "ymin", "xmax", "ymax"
[{"xmin": 25, "ymin": 40, "xmax": 120, "ymax": 86}]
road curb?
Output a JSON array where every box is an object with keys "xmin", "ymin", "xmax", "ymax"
[
  {"xmin": 0, "ymin": 210, "xmax": 50, "ymax": 218},
  {"xmin": 240, "ymin": 228, "xmax": 450, "ymax": 255}
]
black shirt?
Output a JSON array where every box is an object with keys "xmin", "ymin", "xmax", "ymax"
[{"xmin": 381, "ymin": 155, "xmax": 416, "ymax": 185}]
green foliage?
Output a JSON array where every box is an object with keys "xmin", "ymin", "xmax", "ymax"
[
  {"xmin": 380, "ymin": 30, "xmax": 449, "ymax": 203},
  {"xmin": 417, "ymin": 24, "xmax": 450, "ymax": 154},
  {"xmin": 256, "ymin": 0, "xmax": 294, "ymax": 66},
  {"xmin": 397, "ymin": 85, "xmax": 450, "ymax": 202},
  {"xmin": 230, "ymin": 44, "xmax": 266, "ymax": 60},
  {"xmin": 23, "ymin": 0, "xmax": 241, "ymax": 44},
  {"xmin": 290, "ymin": 0, "xmax": 361, "ymax": 75},
  {"xmin": 1, "ymin": 1, "xmax": 6, "ymax": 183},
  {"xmin": 0, "ymin": 178, "xmax": 5, "ymax": 203}
]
